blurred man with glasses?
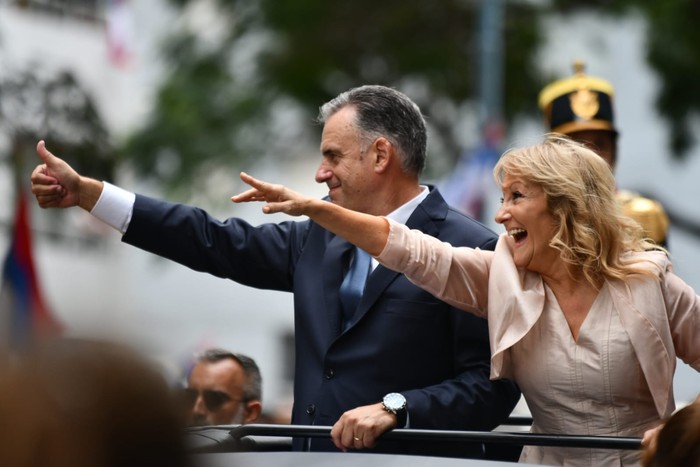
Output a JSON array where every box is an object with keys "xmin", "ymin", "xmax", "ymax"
[{"xmin": 184, "ymin": 348, "xmax": 262, "ymax": 426}]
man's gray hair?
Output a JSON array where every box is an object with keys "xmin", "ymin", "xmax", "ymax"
[{"xmin": 317, "ymin": 85, "xmax": 427, "ymax": 176}]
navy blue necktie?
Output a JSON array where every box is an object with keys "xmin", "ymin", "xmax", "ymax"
[{"xmin": 339, "ymin": 247, "xmax": 371, "ymax": 328}]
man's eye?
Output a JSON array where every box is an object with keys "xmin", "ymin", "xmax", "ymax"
[{"xmin": 512, "ymin": 191, "xmax": 523, "ymax": 199}]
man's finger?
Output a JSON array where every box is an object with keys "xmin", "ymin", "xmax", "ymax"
[
  {"xmin": 31, "ymin": 170, "xmax": 59, "ymax": 186},
  {"xmin": 36, "ymin": 140, "xmax": 58, "ymax": 166},
  {"xmin": 330, "ymin": 423, "xmax": 349, "ymax": 451}
]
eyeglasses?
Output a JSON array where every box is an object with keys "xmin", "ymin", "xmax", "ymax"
[{"xmin": 183, "ymin": 388, "xmax": 242, "ymax": 412}]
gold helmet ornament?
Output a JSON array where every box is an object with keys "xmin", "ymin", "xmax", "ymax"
[{"xmin": 538, "ymin": 61, "xmax": 618, "ymax": 136}]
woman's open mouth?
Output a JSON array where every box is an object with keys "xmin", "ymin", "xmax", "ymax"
[{"xmin": 508, "ymin": 228, "xmax": 528, "ymax": 244}]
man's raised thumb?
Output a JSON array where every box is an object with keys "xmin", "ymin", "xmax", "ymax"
[{"xmin": 36, "ymin": 140, "xmax": 57, "ymax": 165}]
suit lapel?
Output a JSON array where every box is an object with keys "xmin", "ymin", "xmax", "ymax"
[
  {"xmin": 352, "ymin": 265, "xmax": 397, "ymax": 324},
  {"xmin": 347, "ymin": 188, "xmax": 443, "ymax": 329}
]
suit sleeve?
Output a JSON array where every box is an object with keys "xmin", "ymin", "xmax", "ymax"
[
  {"xmin": 403, "ymin": 308, "xmax": 521, "ymax": 431},
  {"xmin": 121, "ymin": 194, "xmax": 310, "ymax": 291}
]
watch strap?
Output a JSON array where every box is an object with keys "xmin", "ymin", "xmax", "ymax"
[{"xmin": 393, "ymin": 405, "xmax": 407, "ymax": 428}]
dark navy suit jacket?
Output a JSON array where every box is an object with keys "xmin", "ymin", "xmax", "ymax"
[{"xmin": 122, "ymin": 187, "xmax": 520, "ymax": 457}]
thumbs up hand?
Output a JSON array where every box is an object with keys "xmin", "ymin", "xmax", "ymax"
[{"xmin": 31, "ymin": 140, "xmax": 103, "ymax": 211}]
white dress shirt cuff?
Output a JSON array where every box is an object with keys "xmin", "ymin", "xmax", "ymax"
[{"xmin": 90, "ymin": 181, "xmax": 136, "ymax": 234}]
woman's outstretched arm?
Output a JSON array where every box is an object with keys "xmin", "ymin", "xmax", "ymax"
[{"xmin": 232, "ymin": 172, "xmax": 390, "ymax": 256}]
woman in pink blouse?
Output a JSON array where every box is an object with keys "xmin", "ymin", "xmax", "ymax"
[{"xmin": 233, "ymin": 135, "xmax": 700, "ymax": 466}]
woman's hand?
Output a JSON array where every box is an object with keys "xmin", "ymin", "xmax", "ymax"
[
  {"xmin": 234, "ymin": 171, "xmax": 388, "ymax": 256},
  {"xmin": 641, "ymin": 423, "xmax": 662, "ymax": 450},
  {"xmin": 231, "ymin": 172, "xmax": 312, "ymax": 217}
]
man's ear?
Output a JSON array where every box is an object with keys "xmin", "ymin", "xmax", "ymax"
[
  {"xmin": 373, "ymin": 137, "xmax": 393, "ymax": 173},
  {"xmin": 243, "ymin": 400, "xmax": 263, "ymax": 424}
]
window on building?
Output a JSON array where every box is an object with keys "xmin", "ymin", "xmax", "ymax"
[{"xmin": 14, "ymin": 0, "xmax": 103, "ymax": 22}]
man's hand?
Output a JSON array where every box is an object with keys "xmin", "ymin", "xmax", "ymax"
[
  {"xmin": 232, "ymin": 172, "xmax": 311, "ymax": 216},
  {"xmin": 31, "ymin": 140, "xmax": 103, "ymax": 211},
  {"xmin": 330, "ymin": 402, "xmax": 397, "ymax": 451}
]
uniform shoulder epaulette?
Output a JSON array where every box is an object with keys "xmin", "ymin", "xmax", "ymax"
[{"xmin": 616, "ymin": 190, "xmax": 669, "ymax": 245}]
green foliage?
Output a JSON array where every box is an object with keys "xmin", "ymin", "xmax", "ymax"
[
  {"xmin": 550, "ymin": 0, "xmax": 700, "ymax": 158},
  {"xmin": 644, "ymin": 0, "xmax": 700, "ymax": 158},
  {"xmin": 120, "ymin": 33, "xmax": 274, "ymax": 191},
  {"xmin": 0, "ymin": 69, "xmax": 113, "ymax": 185},
  {"xmin": 123, "ymin": 0, "xmax": 544, "ymax": 192},
  {"xmin": 256, "ymin": 0, "xmax": 543, "ymax": 158},
  {"xmin": 121, "ymin": 0, "xmax": 700, "ymax": 193}
]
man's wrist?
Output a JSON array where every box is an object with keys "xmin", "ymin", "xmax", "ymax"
[
  {"xmin": 90, "ymin": 181, "xmax": 136, "ymax": 234},
  {"xmin": 78, "ymin": 177, "xmax": 104, "ymax": 212},
  {"xmin": 382, "ymin": 393, "xmax": 407, "ymax": 428}
]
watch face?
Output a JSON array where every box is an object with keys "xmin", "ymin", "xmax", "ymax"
[{"xmin": 383, "ymin": 392, "xmax": 406, "ymax": 411}]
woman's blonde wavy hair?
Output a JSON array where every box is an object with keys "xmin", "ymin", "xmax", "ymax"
[{"xmin": 493, "ymin": 134, "xmax": 663, "ymax": 287}]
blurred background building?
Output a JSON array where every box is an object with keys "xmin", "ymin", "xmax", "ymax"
[{"xmin": 1, "ymin": 0, "xmax": 699, "ymax": 420}]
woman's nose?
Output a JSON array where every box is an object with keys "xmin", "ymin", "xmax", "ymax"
[{"xmin": 494, "ymin": 204, "xmax": 509, "ymax": 224}]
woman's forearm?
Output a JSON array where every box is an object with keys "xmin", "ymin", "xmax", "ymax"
[{"xmin": 305, "ymin": 199, "xmax": 390, "ymax": 256}]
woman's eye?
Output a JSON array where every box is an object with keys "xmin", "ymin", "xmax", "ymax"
[{"xmin": 501, "ymin": 191, "xmax": 523, "ymax": 204}]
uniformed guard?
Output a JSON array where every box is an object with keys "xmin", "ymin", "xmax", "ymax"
[{"xmin": 538, "ymin": 61, "xmax": 669, "ymax": 247}]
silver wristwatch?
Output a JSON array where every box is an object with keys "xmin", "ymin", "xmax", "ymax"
[{"xmin": 382, "ymin": 392, "xmax": 407, "ymax": 426}]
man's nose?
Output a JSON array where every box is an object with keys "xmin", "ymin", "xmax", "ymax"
[
  {"xmin": 192, "ymin": 396, "xmax": 207, "ymax": 416},
  {"xmin": 315, "ymin": 161, "xmax": 332, "ymax": 183}
]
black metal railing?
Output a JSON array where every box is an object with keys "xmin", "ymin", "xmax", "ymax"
[{"xmin": 185, "ymin": 422, "xmax": 642, "ymax": 454}]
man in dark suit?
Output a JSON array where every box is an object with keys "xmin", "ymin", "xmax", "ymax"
[{"xmin": 30, "ymin": 85, "xmax": 520, "ymax": 457}]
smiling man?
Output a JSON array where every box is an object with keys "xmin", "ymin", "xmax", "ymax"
[{"xmin": 30, "ymin": 84, "xmax": 520, "ymax": 458}]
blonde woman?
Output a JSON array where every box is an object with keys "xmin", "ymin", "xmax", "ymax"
[{"xmin": 234, "ymin": 135, "xmax": 700, "ymax": 466}]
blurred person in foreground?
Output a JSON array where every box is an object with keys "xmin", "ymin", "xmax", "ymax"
[
  {"xmin": 538, "ymin": 61, "xmax": 670, "ymax": 247},
  {"xmin": 184, "ymin": 348, "xmax": 262, "ymax": 426},
  {"xmin": 29, "ymin": 84, "xmax": 520, "ymax": 457},
  {"xmin": 642, "ymin": 399, "xmax": 700, "ymax": 466},
  {"xmin": 231, "ymin": 134, "xmax": 700, "ymax": 466},
  {"xmin": 642, "ymin": 395, "xmax": 700, "ymax": 458},
  {"xmin": 0, "ymin": 338, "xmax": 190, "ymax": 467}
]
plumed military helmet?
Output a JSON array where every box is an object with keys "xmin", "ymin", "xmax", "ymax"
[{"xmin": 538, "ymin": 61, "xmax": 618, "ymax": 136}]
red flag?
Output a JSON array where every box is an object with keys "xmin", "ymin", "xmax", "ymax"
[{"xmin": 1, "ymin": 189, "xmax": 62, "ymax": 348}]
